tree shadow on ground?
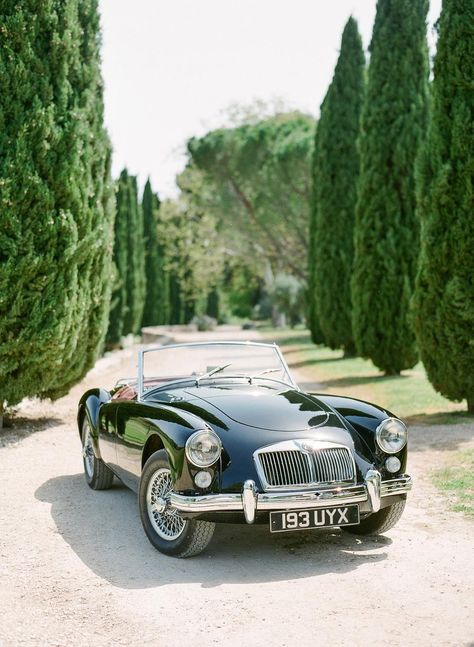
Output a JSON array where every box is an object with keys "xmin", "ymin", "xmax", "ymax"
[
  {"xmin": 0, "ymin": 416, "xmax": 64, "ymax": 448},
  {"xmin": 408, "ymin": 420, "xmax": 474, "ymax": 453},
  {"xmin": 319, "ymin": 374, "xmax": 409, "ymax": 390},
  {"xmin": 406, "ymin": 411, "xmax": 472, "ymax": 427},
  {"xmin": 288, "ymin": 356, "xmax": 346, "ymax": 369},
  {"xmin": 265, "ymin": 334, "xmax": 312, "ymax": 347},
  {"xmin": 36, "ymin": 473, "xmax": 391, "ymax": 590}
]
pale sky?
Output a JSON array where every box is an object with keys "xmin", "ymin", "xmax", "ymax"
[{"xmin": 99, "ymin": 0, "xmax": 442, "ymax": 199}]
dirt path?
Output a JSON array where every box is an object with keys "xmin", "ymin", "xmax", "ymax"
[{"xmin": 1, "ymin": 328, "xmax": 473, "ymax": 647}]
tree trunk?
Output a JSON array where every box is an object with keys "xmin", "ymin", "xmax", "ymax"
[
  {"xmin": 384, "ymin": 369, "xmax": 401, "ymax": 377},
  {"xmin": 467, "ymin": 398, "xmax": 474, "ymax": 414},
  {"xmin": 343, "ymin": 345, "xmax": 357, "ymax": 359},
  {"xmin": 0, "ymin": 400, "xmax": 4, "ymax": 430}
]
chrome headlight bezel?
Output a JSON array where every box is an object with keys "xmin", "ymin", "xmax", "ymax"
[
  {"xmin": 376, "ymin": 417, "xmax": 407, "ymax": 454},
  {"xmin": 185, "ymin": 429, "xmax": 222, "ymax": 468}
]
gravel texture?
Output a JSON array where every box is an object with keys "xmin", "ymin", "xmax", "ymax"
[{"xmin": 1, "ymin": 329, "xmax": 473, "ymax": 647}]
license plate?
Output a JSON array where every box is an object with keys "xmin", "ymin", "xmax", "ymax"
[{"xmin": 270, "ymin": 505, "xmax": 360, "ymax": 533}]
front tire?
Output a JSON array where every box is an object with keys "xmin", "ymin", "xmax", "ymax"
[
  {"xmin": 343, "ymin": 500, "xmax": 406, "ymax": 535},
  {"xmin": 81, "ymin": 419, "xmax": 114, "ymax": 490},
  {"xmin": 139, "ymin": 450, "xmax": 215, "ymax": 558}
]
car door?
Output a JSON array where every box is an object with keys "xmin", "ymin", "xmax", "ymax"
[{"xmin": 114, "ymin": 402, "xmax": 149, "ymax": 491}]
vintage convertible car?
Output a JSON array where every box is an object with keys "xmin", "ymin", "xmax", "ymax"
[{"xmin": 78, "ymin": 341, "xmax": 412, "ymax": 557}]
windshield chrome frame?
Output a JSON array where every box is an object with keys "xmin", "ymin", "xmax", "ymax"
[{"xmin": 136, "ymin": 341, "xmax": 298, "ymax": 400}]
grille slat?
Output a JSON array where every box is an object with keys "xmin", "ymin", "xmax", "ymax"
[{"xmin": 257, "ymin": 446, "xmax": 355, "ymax": 489}]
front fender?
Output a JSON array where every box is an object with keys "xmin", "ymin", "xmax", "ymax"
[
  {"xmin": 78, "ymin": 388, "xmax": 111, "ymax": 457},
  {"xmin": 315, "ymin": 394, "xmax": 407, "ymax": 473}
]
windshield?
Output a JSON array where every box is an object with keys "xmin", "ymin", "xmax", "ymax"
[{"xmin": 138, "ymin": 342, "xmax": 294, "ymax": 394}]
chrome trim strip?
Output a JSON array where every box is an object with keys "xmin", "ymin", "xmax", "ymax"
[{"xmin": 168, "ymin": 474, "xmax": 412, "ymax": 521}]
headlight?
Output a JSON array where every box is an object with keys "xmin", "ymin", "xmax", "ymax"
[
  {"xmin": 376, "ymin": 418, "xmax": 407, "ymax": 454},
  {"xmin": 185, "ymin": 430, "xmax": 222, "ymax": 467}
]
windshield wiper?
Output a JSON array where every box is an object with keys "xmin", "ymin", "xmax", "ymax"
[
  {"xmin": 195, "ymin": 363, "xmax": 232, "ymax": 387},
  {"xmin": 248, "ymin": 368, "xmax": 280, "ymax": 384}
]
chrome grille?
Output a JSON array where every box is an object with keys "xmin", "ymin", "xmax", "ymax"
[
  {"xmin": 255, "ymin": 443, "xmax": 355, "ymax": 490},
  {"xmin": 258, "ymin": 450, "xmax": 312, "ymax": 487}
]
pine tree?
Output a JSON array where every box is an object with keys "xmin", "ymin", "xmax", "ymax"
[
  {"xmin": 310, "ymin": 17, "xmax": 365, "ymax": 354},
  {"xmin": 351, "ymin": 0, "xmax": 429, "ymax": 374},
  {"xmin": 122, "ymin": 174, "xmax": 146, "ymax": 335},
  {"xmin": 0, "ymin": 0, "xmax": 114, "ymax": 421},
  {"xmin": 412, "ymin": 0, "xmax": 474, "ymax": 412},
  {"xmin": 106, "ymin": 172, "xmax": 129, "ymax": 345},
  {"xmin": 141, "ymin": 179, "xmax": 169, "ymax": 327}
]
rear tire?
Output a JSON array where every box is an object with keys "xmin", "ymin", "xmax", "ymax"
[
  {"xmin": 81, "ymin": 419, "xmax": 114, "ymax": 490},
  {"xmin": 343, "ymin": 500, "xmax": 406, "ymax": 535},
  {"xmin": 139, "ymin": 450, "xmax": 215, "ymax": 558}
]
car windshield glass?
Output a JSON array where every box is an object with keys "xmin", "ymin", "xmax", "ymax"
[{"xmin": 141, "ymin": 343, "xmax": 293, "ymax": 392}]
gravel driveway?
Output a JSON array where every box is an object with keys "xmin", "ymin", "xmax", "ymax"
[{"xmin": 1, "ymin": 329, "xmax": 473, "ymax": 647}]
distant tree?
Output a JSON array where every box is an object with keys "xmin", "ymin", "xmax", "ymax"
[
  {"xmin": 270, "ymin": 274, "xmax": 305, "ymax": 328},
  {"xmin": 141, "ymin": 179, "xmax": 169, "ymax": 327},
  {"xmin": 351, "ymin": 0, "xmax": 429, "ymax": 374},
  {"xmin": 412, "ymin": 0, "xmax": 474, "ymax": 412},
  {"xmin": 0, "ymin": 0, "xmax": 114, "ymax": 423},
  {"xmin": 123, "ymin": 174, "xmax": 146, "ymax": 335},
  {"xmin": 106, "ymin": 172, "xmax": 129, "ymax": 345},
  {"xmin": 187, "ymin": 113, "xmax": 315, "ymax": 281},
  {"xmin": 310, "ymin": 17, "xmax": 365, "ymax": 355},
  {"xmin": 206, "ymin": 288, "xmax": 220, "ymax": 321}
]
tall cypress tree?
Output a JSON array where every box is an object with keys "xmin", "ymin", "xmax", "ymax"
[
  {"xmin": 351, "ymin": 0, "xmax": 429, "ymax": 374},
  {"xmin": 412, "ymin": 0, "xmax": 474, "ymax": 412},
  {"xmin": 310, "ymin": 17, "xmax": 365, "ymax": 355},
  {"xmin": 106, "ymin": 172, "xmax": 129, "ymax": 345},
  {"xmin": 0, "ymin": 0, "xmax": 114, "ymax": 421},
  {"xmin": 307, "ymin": 224, "xmax": 325, "ymax": 345},
  {"xmin": 141, "ymin": 179, "xmax": 169, "ymax": 327}
]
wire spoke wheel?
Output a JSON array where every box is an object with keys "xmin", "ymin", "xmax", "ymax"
[{"xmin": 146, "ymin": 468, "xmax": 186, "ymax": 540}]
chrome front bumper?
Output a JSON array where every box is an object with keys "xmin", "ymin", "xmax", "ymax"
[{"xmin": 169, "ymin": 472, "xmax": 412, "ymax": 524}]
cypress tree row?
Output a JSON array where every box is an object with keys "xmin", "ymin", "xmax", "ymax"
[
  {"xmin": 122, "ymin": 174, "xmax": 146, "ymax": 335},
  {"xmin": 351, "ymin": 0, "xmax": 429, "ymax": 374},
  {"xmin": 310, "ymin": 17, "xmax": 365, "ymax": 355},
  {"xmin": 307, "ymin": 232, "xmax": 325, "ymax": 345},
  {"xmin": 141, "ymin": 179, "xmax": 169, "ymax": 327},
  {"xmin": 106, "ymin": 172, "xmax": 129, "ymax": 345},
  {"xmin": 0, "ymin": 0, "xmax": 114, "ymax": 420},
  {"xmin": 412, "ymin": 0, "xmax": 474, "ymax": 412}
]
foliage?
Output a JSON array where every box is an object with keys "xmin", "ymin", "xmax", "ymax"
[
  {"xmin": 186, "ymin": 112, "xmax": 315, "ymax": 281},
  {"xmin": 309, "ymin": 17, "xmax": 365, "ymax": 354},
  {"xmin": 351, "ymin": 0, "xmax": 429, "ymax": 374},
  {"xmin": 122, "ymin": 173, "xmax": 146, "ymax": 335},
  {"xmin": 412, "ymin": 0, "xmax": 474, "ymax": 412},
  {"xmin": 141, "ymin": 179, "xmax": 169, "ymax": 327},
  {"xmin": 433, "ymin": 450, "xmax": 474, "ymax": 517},
  {"xmin": 107, "ymin": 172, "xmax": 129, "ymax": 345},
  {"xmin": 158, "ymin": 168, "xmax": 225, "ymax": 324},
  {"xmin": 269, "ymin": 273, "xmax": 305, "ymax": 328},
  {"xmin": 307, "ymin": 214, "xmax": 325, "ymax": 345},
  {"xmin": 0, "ymin": 0, "xmax": 114, "ymax": 411},
  {"xmin": 262, "ymin": 328, "xmax": 467, "ymax": 423}
]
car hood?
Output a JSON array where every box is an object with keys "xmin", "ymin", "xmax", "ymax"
[{"xmin": 176, "ymin": 384, "xmax": 342, "ymax": 432}]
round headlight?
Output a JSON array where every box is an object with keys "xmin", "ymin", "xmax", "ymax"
[
  {"xmin": 376, "ymin": 418, "xmax": 407, "ymax": 454},
  {"xmin": 185, "ymin": 430, "xmax": 222, "ymax": 467}
]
